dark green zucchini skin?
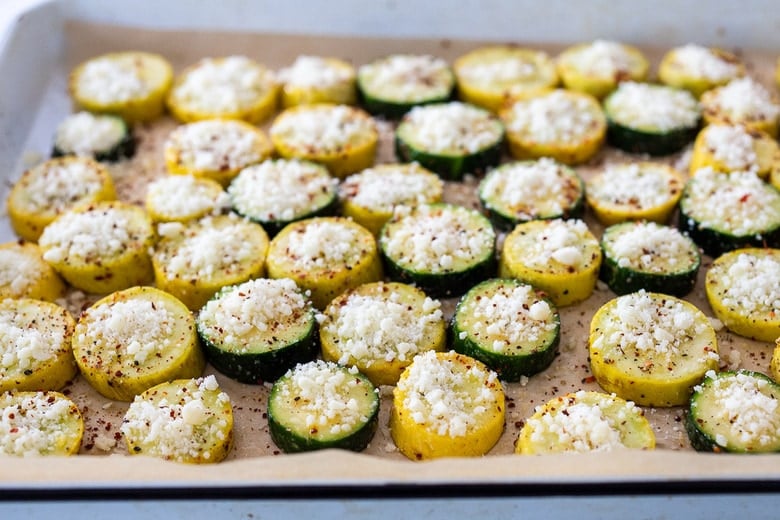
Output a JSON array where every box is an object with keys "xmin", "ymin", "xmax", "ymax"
[
  {"xmin": 236, "ymin": 194, "xmax": 339, "ymax": 237},
  {"xmin": 450, "ymin": 279, "xmax": 560, "ymax": 381},
  {"xmin": 599, "ymin": 254, "xmax": 699, "ymax": 297},
  {"xmin": 678, "ymin": 206, "xmax": 780, "ymax": 258},
  {"xmin": 52, "ymin": 131, "xmax": 136, "ymax": 162},
  {"xmin": 358, "ymin": 88, "xmax": 453, "ymax": 119},
  {"xmin": 268, "ymin": 370, "xmax": 379, "ymax": 453},
  {"xmin": 394, "ymin": 134, "xmax": 503, "ymax": 181},
  {"xmin": 197, "ymin": 322, "xmax": 319, "ymax": 385},
  {"xmin": 605, "ymin": 118, "xmax": 699, "ymax": 156}
]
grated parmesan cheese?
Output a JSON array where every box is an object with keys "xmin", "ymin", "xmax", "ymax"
[
  {"xmin": 54, "ymin": 112, "xmax": 126, "ymax": 156},
  {"xmin": 0, "ymin": 392, "xmax": 76, "ymax": 456},
  {"xmin": 589, "ymin": 163, "xmax": 680, "ymax": 210},
  {"xmin": 704, "ymin": 124, "xmax": 758, "ymax": 172},
  {"xmin": 358, "ymin": 54, "xmax": 452, "ymax": 102},
  {"xmin": 669, "ymin": 44, "xmax": 741, "ymax": 82},
  {"xmin": 278, "ymin": 56, "xmax": 354, "ymax": 88},
  {"xmin": 401, "ymin": 102, "xmax": 502, "ymax": 154},
  {"xmin": 166, "ymin": 119, "xmax": 268, "ymax": 173},
  {"xmin": 270, "ymin": 105, "xmax": 375, "ymax": 154},
  {"xmin": 705, "ymin": 77, "xmax": 780, "ymax": 122},
  {"xmin": 340, "ymin": 164, "xmax": 442, "ymax": 213},
  {"xmin": 717, "ymin": 252, "xmax": 780, "ymax": 315},
  {"xmin": 606, "ymin": 82, "xmax": 700, "ymax": 131},
  {"xmin": 505, "ymin": 90, "xmax": 600, "ymax": 143}
]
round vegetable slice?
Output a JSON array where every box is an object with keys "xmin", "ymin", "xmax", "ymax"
[
  {"xmin": 278, "ymin": 55, "xmax": 356, "ymax": 108},
  {"xmin": 0, "ymin": 241, "xmax": 65, "ymax": 302},
  {"xmin": 0, "ymin": 391, "xmax": 83, "ymax": 456},
  {"xmin": 556, "ymin": 40, "xmax": 649, "ymax": 99},
  {"xmin": 658, "ymin": 44, "xmax": 744, "ymax": 98}
]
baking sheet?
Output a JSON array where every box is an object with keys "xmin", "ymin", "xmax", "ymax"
[{"xmin": 1, "ymin": 3, "xmax": 780, "ymax": 487}]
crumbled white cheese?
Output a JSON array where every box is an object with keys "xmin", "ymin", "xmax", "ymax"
[
  {"xmin": 457, "ymin": 53, "xmax": 537, "ymax": 83},
  {"xmin": 704, "ymin": 124, "xmax": 758, "ymax": 172},
  {"xmin": 54, "ymin": 112, "xmax": 126, "ymax": 156},
  {"xmin": 607, "ymin": 222, "xmax": 697, "ymax": 273},
  {"xmin": 228, "ymin": 159, "xmax": 336, "ymax": 222},
  {"xmin": 75, "ymin": 55, "xmax": 150, "ymax": 104},
  {"xmin": 519, "ymin": 219, "xmax": 595, "ymax": 270},
  {"xmin": 16, "ymin": 158, "xmax": 105, "ymax": 214},
  {"xmin": 669, "ymin": 44, "xmax": 741, "ymax": 82},
  {"xmin": 564, "ymin": 40, "xmax": 636, "ymax": 77},
  {"xmin": 706, "ymin": 77, "xmax": 780, "ymax": 122},
  {"xmin": 0, "ymin": 302, "xmax": 66, "ymax": 375},
  {"xmin": 0, "ymin": 392, "xmax": 76, "ymax": 456},
  {"xmin": 607, "ymin": 82, "xmax": 700, "ymax": 131},
  {"xmin": 270, "ymin": 105, "xmax": 375, "ymax": 154},
  {"xmin": 506, "ymin": 90, "xmax": 600, "ymax": 143},
  {"xmin": 0, "ymin": 248, "xmax": 45, "ymax": 297},
  {"xmin": 359, "ymin": 54, "xmax": 452, "ymax": 101},
  {"xmin": 589, "ymin": 163, "xmax": 680, "ymax": 210},
  {"xmin": 166, "ymin": 119, "xmax": 268, "ymax": 172},
  {"xmin": 278, "ymin": 56, "xmax": 353, "ymax": 88},
  {"xmin": 401, "ymin": 102, "xmax": 502, "ymax": 154},
  {"xmin": 717, "ymin": 252, "xmax": 780, "ymax": 315},
  {"xmin": 146, "ymin": 175, "xmax": 229, "ymax": 220},
  {"xmin": 340, "ymin": 164, "xmax": 442, "ymax": 213},
  {"xmin": 284, "ymin": 219, "xmax": 365, "ymax": 270}
]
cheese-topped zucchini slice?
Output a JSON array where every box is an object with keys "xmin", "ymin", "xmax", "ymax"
[
  {"xmin": 319, "ymin": 281, "xmax": 446, "ymax": 386},
  {"xmin": 679, "ymin": 168, "xmax": 780, "ymax": 256},
  {"xmin": 600, "ymin": 221, "xmax": 701, "ymax": 297},
  {"xmin": 0, "ymin": 299, "xmax": 76, "ymax": 393},
  {"xmin": 453, "ymin": 46, "xmax": 559, "ymax": 112},
  {"xmin": 452, "ymin": 278, "xmax": 560, "ymax": 381},
  {"xmin": 339, "ymin": 163, "xmax": 444, "ymax": 235},
  {"xmin": 152, "ymin": 215, "xmax": 269, "ymax": 311},
  {"xmin": 145, "ymin": 175, "xmax": 228, "ymax": 223},
  {"xmin": 499, "ymin": 219, "xmax": 601, "ymax": 307},
  {"xmin": 0, "ymin": 391, "xmax": 83, "ymax": 456},
  {"xmin": 121, "ymin": 375, "xmax": 233, "ymax": 463},
  {"xmin": 0, "ymin": 242, "xmax": 65, "ymax": 302},
  {"xmin": 270, "ymin": 104, "xmax": 378, "ymax": 179},
  {"xmin": 478, "ymin": 158, "xmax": 585, "ymax": 231},
  {"xmin": 500, "ymin": 89, "xmax": 606, "ymax": 165},
  {"xmin": 357, "ymin": 54, "xmax": 455, "ymax": 118},
  {"xmin": 701, "ymin": 77, "xmax": 780, "ymax": 138},
  {"xmin": 515, "ymin": 390, "xmax": 655, "ymax": 454},
  {"xmin": 589, "ymin": 291, "xmax": 719, "ymax": 407},
  {"xmin": 265, "ymin": 217, "xmax": 382, "ymax": 309},
  {"xmin": 604, "ymin": 82, "xmax": 700, "ymax": 156},
  {"xmin": 7, "ymin": 156, "xmax": 116, "ymax": 242},
  {"xmin": 69, "ymin": 51, "xmax": 173, "ymax": 124},
  {"xmin": 268, "ymin": 361, "xmax": 379, "ymax": 453},
  {"xmin": 658, "ymin": 44, "xmax": 745, "ymax": 98},
  {"xmin": 556, "ymin": 40, "xmax": 649, "ymax": 99},
  {"xmin": 395, "ymin": 101, "xmax": 504, "ymax": 180},
  {"xmin": 52, "ymin": 111, "xmax": 135, "ymax": 162},
  {"xmin": 690, "ymin": 123, "xmax": 780, "ymax": 180},
  {"xmin": 228, "ymin": 159, "xmax": 338, "ymax": 236},
  {"xmin": 197, "ymin": 278, "xmax": 319, "ymax": 384},
  {"xmin": 586, "ymin": 162, "xmax": 684, "ymax": 225},
  {"xmin": 391, "ymin": 351, "xmax": 505, "ymax": 460},
  {"xmin": 38, "ymin": 201, "xmax": 154, "ymax": 294},
  {"xmin": 167, "ymin": 55, "xmax": 279, "ymax": 124},
  {"xmin": 687, "ymin": 370, "xmax": 780, "ymax": 453},
  {"xmin": 705, "ymin": 248, "xmax": 780, "ymax": 343},
  {"xmin": 164, "ymin": 119, "xmax": 273, "ymax": 186},
  {"xmin": 278, "ymin": 55, "xmax": 357, "ymax": 108},
  {"xmin": 379, "ymin": 203, "xmax": 496, "ymax": 298},
  {"xmin": 72, "ymin": 286, "xmax": 205, "ymax": 401}
]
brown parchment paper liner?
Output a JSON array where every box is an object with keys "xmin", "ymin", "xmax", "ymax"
[{"xmin": 1, "ymin": 21, "xmax": 779, "ymax": 485}]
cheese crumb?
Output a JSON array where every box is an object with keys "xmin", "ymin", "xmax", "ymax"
[
  {"xmin": 607, "ymin": 222, "xmax": 697, "ymax": 273},
  {"xmin": 607, "ymin": 82, "xmax": 700, "ymax": 131},
  {"xmin": 401, "ymin": 102, "xmax": 502, "ymax": 154},
  {"xmin": 270, "ymin": 105, "xmax": 375, "ymax": 154},
  {"xmin": 506, "ymin": 90, "xmax": 600, "ymax": 143},
  {"xmin": 340, "ymin": 164, "xmax": 442, "ymax": 213},
  {"xmin": 278, "ymin": 56, "xmax": 353, "ymax": 88},
  {"xmin": 589, "ymin": 163, "xmax": 680, "ymax": 210},
  {"xmin": 0, "ymin": 392, "xmax": 77, "ymax": 456},
  {"xmin": 670, "ymin": 45, "xmax": 741, "ymax": 81},
  {"xmin": 359, "ymin": 54, "xmax": 452, "ymax": 102},
  {"xmin": 166, "ymin": 119, "xmax": 268, "ymax": 172}
]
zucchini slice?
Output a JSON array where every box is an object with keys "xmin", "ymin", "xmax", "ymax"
[
  {"xmin": 197, "ymin": 278, "xmax": 319, "ymax": 384},
  {"xmin": 586, "ymin": 162, "xmax": 683, "ymax": 226},
  {"xmin": 270, "ymin": 104, "xmax": 378, "ymax": 179},
  {"xmin": 145, "ymin": 175, "xmax": 228, "ymax": 224},
  {"xmin": 69, "ymin": 51, "xmax": 173, "ymax": 124},
  {"xmin": 453, "ymin": 46, "xmax": 559, "ymax": 112},
  {"xmin": 687, "ymin": 370, "xmax": 780, "ymax": 453},
  {"xmin": 678, "ymin": 169, "xmax": 780, "ymax": 256},
  {"xmin": 556, "ymin": 40, "xmax": 650, "ymax": 99},
  {"xmin": 72, "ymin": 286, "xmax": 205, "ymax": 401},
  {"xmin": 658, "ymin": 44, "xmax": 744, "ymax": 98},
  {"xmin": 357, "ymin": 54, "xmax": 455, "ymax": 118},
  {"xmin": 603, "ymin": 82, "xmax": 700, "ymax": 156},
  {"xmin": 0, "ymin": 241, "xmax": 66, "ymax": 302},
  {"xmin": 339, "ymin": 163, "xmax": 444, "ymax": 235},
  {"xmin": 0, "ymin": 391, "xmax": 83, "ymax": 456},
  {"xmin": 395, "ymin": 101, "xmax": 504, "ymax": 180},
  {"xmin": 700, "ymin": 77, "xmax": 780, "ymax": 138},
  {"xmin": 379, "ymin": 203, "xmax": 496, "ymax": 298},
  {"xmin": 705, "ymin": 248, "xmax": 780, "ymax": 343},
  {"xmin": 152, "ymin": 215, "xmax": 269, "ymax": 311},
  {"xmin": 268, "ymin": 361, "xmax": 379, "ymax": 453},
  {"xmin": 52, "ymin": 111, "xmax": 135, "ymax": 162},
  {"xmin": 451, "ymin": 278, "xmax": 560, "ymax": 381},
  {"xmin": 121, "ymin": 375, "xmax": 233, "ymax": 463},
  {"xmin": 589, "ymin": 291, "xmax": 719, "ymax": 407},
  {"xmin": 390, "ymin": 351, "xmax": 505, "ymax": 460},
  {"xmin": 500, "ymin": 89, "xmax": 606, "ymax": 165},
  {"xmin": 7, "ymin": 156, "xmax": 116, "ymax": 242},
  {"xmin": 319, "ymin": 281, "xmax": 446, "ymax": 386},
  {"xmin": 499, "ymin": 219, "xmax": 601, "ymax": 307},
  {"xmin": 278, "ymin": 55, "xmax": 357, "ymax": 108},
  {"xmin": 166, "ymin": 55, "xmax": 279, "ymax": 124},
  {"xmin": 163, "ymin": 119, "xmax": 273, "ymax": 186},
  {"xmin": 515, "ymin": 390, "xmax": 655, "ymax": 454},
  {"xmin": 228, "ymin": 159, "xmax": 338, "ymax": 236},
  {"xmin": 478, "ymin": 158, "xmax": 584, "ymax": 231},
  {"xmin": 265, "ymin": 217, "xmax": 383, "ymax": 309},
  {"xmin": 38, "ymin": 201, "xmax": 154, "ymax": 294},
  {"xmin": 690, "ymin": 123, "xmax": 780, "ymax": 180},
  {"xmin": 0, "ymin": 299, "xmax": 76, "ymax": 393},
  {"xmin": 600, "ymin": 221, "xmax": 701, "ymax": 297}
]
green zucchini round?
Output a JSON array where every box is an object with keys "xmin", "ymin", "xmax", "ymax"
[
  {"xmin": 451, "ymin": 278, "xmax": 560, "ymax": 381},
  {"xmin": 52, "ymin": 112, "xmax": 135, "ymax": 162}
]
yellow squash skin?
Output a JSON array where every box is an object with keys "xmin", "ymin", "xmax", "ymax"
[
  {"xmin": 0, "ymin": 242, "xmax": 66, "ymax": 302},
  {"xmin": 72, "ymin": 286, "xmax": 205, "ymax": 401},
  {"xmin": 658, "ymin": 46, "xmax": 744, "ymax": 98},
  {"xmin": 0, "ymin": 299, "xmax": 77, "ymax": 393},
  {"xmin": 689, "ymin": 123, "xmax": 780, "ymax": 180},
  {"xmin": 281, "ymin": 56, "xmax": 357, "ymax": 108},
  {"xmin": 266, "ymin": 217, "xmax": 382, "ymax": 310},
  {"xmin": 69, "ymin": 51, "xmax": 173, "ymax": 124},
  {"xmin": 557, "ymin": 41, "xmax": 649, "ymax": 99},
  {"xmin": 390, "ymin": 351, "xmax": 505, "ymax": 460},
  {"xmin": 0, "ymin": 391, "xmax": 84, "ymax": 456},
  {"xmin": 701, "ymin": 81, "xmax": 780, "ymax": 138},
  {"xmin": 705, "ymin": 248, "xmax": 780, "ymax": 343},
  {"xmin": 771, "ymin": 339, "xmax": 780, "ymax": 384}
]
